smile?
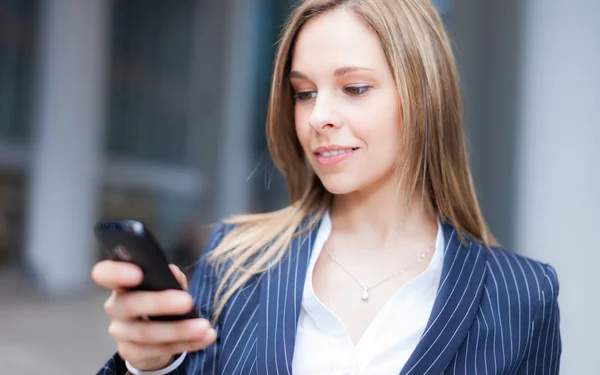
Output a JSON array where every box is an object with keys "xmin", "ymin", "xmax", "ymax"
[
  {"xmin": 317, "ymin": 148, "xmax": 357, "ymax": 157},
  {"xmin": 314, "ymin": 147, "xmax": 358, "ymax": 166}
]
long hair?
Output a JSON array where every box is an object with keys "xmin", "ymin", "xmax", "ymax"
[{"xmin": 206, "ymin": 0, "xmax": 496, "ymax": 324}]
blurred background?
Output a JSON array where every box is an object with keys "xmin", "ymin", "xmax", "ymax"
[{"xmin": 0, "ymin": 0, "xmax": 597, "ymax": 373}]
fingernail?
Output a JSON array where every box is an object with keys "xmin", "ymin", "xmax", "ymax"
[
  {"xmin": 206, "ymin": 328, "xmax": 217, "ymax": 341},
  {"xmin": 176, "ymin": 294, "xmax": 192, "ymax": 307},
  {"xmin": 189, "ymin": 319, "xmax": 208, "ymax": 335},
  {"xmin": 197, "ymin": 319, "xmax": 211, "ymax": 330},
  {"xmin": 125, "ymin": 267, "xmax": 141, "ymax": 280}
]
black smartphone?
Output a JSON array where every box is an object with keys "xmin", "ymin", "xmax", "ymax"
[{"xmin": 94, "ymin": 219, "xmax": 200, "ymax": 321}]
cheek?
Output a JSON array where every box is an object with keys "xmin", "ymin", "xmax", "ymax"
[
  {"xmin": 361, "ymin": 126, "xmax": 400, "ymax": 170},
  {"xmin": 350, "ymin": 106, "xmax": 401, "ymax": 184},
  {"xmin": 294, "ymin": 107, "xmax": 311, "ymax": 150},
  {"xmin": 353, "ymin": 100, "xmax": 400, "ymax": 153}
]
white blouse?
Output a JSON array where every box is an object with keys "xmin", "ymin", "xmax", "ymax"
[{"xmin": 292, "ymin": 211, "xmax": 445, "ymax": 375}]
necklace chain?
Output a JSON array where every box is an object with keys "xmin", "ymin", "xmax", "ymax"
[{"xmin": 324, "ymin": 246, "xmax": 433, "ymax": 301}]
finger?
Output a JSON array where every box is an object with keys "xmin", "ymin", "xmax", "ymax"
[
  {"xmin": 169, "ymin": 264, "xmax": 188, "ymax": 291},
  {"xmin": 109, "ymin": 318, "xmax": 215, "ymax": 344},
  {"xmin": 106, "ymin": 290, "xmax": 194, "ymax": 320},
  {"xmin": 117, "ymin": 332, "xmax": 217, "ymax": 366},
  {"xmin": 91, "ymin": 260, "xmax": 143, "ymax": 290},
  {"xmin": 104, "ymin": 290, "xmax": 117, "ymax": 316}
]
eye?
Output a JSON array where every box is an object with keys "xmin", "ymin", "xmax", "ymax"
[
  {"xmin": 344, "ymin": 85, "xmax": 371, "ymax": 96},
  {"xmin": 293, "ymin": 91, "xmax": 317, "ymax": 102}
]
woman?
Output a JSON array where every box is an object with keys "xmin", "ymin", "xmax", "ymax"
[{"xmin": 94, "ymin": 0, "xmax": 561, "ymax": 374}]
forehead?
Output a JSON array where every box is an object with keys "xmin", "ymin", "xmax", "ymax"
[{"xmin": 291, "ymin": 8, "xmax": 387, "ymax": 72}]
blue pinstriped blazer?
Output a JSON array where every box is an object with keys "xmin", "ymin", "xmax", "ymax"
[{"xmin": 97, "ymin": 218, "xmax": 561, "ymax": 375}]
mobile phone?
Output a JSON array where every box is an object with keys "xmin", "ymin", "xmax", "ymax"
[{"xmin": 94, "ymin": 219, "xmax": 200, "ymax": 321}]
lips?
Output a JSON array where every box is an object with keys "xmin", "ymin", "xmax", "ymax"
[
  {"xmin": 313, "ymin": 146, "xmax": 359, "ymax": 156},
  {"xmin": 318, "ymin": 149, "xmax": 355, "ymax": 157},
  {"xmin": 312, "ymin": 146, "xmax": 359, "ymax": 166}
]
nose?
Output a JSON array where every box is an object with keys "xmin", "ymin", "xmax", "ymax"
[{"xmin": 308, "ymin": 93, "xmax": 342, "ymax": 131}]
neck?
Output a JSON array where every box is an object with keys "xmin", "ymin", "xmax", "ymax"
[{"xmin": 329, "ymin": 178, "xmax": 437, "ymax": 247}]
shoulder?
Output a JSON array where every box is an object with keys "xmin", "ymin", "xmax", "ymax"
[
  {"xmin": 483, "ymin": 245, "xmax": 559, "ymax": 307},
  {"xmin": 187, "ymin": 221, "xmax": 238, "ymax": 287},
  {"xmin": 186, "ymin": 222, "xmax": 242, "ymax": 318},
  {"xmin": 481, "ymin": 245, "xmax": 561, "ymax": 359},
  {"xmin": 203, "ymin": 221, "xmax": 238, "ymax": 253}
]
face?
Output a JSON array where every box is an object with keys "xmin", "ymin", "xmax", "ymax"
[{"xmin": 290, "ymin": 8, "xmax": 402, "ymax": 196}]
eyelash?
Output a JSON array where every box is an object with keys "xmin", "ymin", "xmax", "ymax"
[
  {"xmin": 344, "ymin": 85, "xmax": 371, "ymax": 96},
  {"xmin": 293, "ymin": 91, "xmax": 317, "ymax": 102},
  {"xmin": 293, "ymin": 85, "xmax": 372, "ymax": 102}
]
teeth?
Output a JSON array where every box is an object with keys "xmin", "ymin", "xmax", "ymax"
[{"xmin": 321, "ymin": 149, "xmax": 351, "ymax": 157}]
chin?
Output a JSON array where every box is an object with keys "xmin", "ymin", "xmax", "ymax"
[{"xmin": 318, "ymin": 176, "xmax": 360, "ymax": 196}]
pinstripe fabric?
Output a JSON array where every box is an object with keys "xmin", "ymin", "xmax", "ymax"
[{"xmin": 96, "ymin": 219, "xmax": 561, "ymax": 375}]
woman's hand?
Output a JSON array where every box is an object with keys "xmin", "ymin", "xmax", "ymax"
[{"xmin": 91, "ymin": 261, "xmax": 217, "ymax": 371}]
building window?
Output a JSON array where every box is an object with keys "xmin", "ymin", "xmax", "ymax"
[
  {"xmin": 105, "ymin": 0, "xmax": 195, "ymax": 166},
  {"xmin": 0, "ymin": 171, "xmax": 24, "ymax": 266},
  {"xmin": 0, "ymin": 0, "xmax": 38, "ymax": 141}
]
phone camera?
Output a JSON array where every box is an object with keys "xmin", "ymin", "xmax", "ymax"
[{"xmin": 113, "ymin": 245, "xmax": 132, "ymax": 261}]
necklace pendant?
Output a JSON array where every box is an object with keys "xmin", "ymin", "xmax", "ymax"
[{"xmin": 361, "ymin": 287, "xmax": 369, "ymax": 301}]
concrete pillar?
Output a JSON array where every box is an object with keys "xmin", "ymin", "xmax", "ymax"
[
  {"xmin": 24, "ymin": 0, "xmax": 109, "ymax": 295},
  {"xmin": 514, "ymin": 0, "xmax": 600, "ymax": 373}
]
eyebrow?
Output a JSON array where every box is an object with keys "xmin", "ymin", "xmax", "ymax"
[{"xmin": 289, "ymin": 66, "xmax": 375, "ymax": 80}]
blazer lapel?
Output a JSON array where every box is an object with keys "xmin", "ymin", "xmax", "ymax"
[
  {"xmin": 400, "ymin": 224, "xmax": 488, "ymax": 375},
  {"xmin": 256, "ymin": 216, "xmax": 319, "ymax": 374}
]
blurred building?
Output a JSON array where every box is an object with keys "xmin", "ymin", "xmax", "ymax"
[
  {"xmin": 0, "ymin": 0, "xmax": 296, "ymax": 286},
  {"xmin": 0, "ymin": 0, "xmax": 598, "ymax": 373}
]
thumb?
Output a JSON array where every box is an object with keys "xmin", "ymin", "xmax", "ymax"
[{"xmin": 169, "ymin": 264, "xmax": 188, "ymax": 291}]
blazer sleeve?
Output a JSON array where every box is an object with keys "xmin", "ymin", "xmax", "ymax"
[
  {"xmin": 95, "ymin": 223, "xmax": 227, "ymax": 375},
  {"xmin": 517, "ymin": 264, "xmax": 562, "ymax": 375}
]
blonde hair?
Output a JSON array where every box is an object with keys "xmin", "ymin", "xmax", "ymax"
[{"xmin": 206, "ymin": 0, "xmax": 496, "ymax": 324}]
